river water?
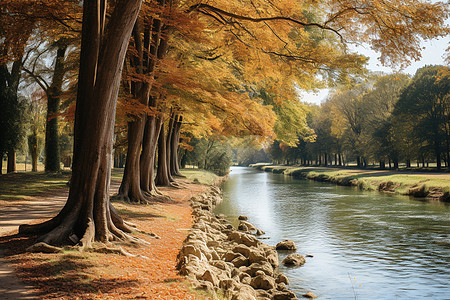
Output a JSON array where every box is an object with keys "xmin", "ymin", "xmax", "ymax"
[{"xmin": 214, "ymin": 167, "xmax": 450, "ymax": 299}]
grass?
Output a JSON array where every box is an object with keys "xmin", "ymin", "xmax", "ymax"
[
  {"xmin": 0, "ymin": 167, "xmax": 217, "ymax": 203},
  {"xmin": 0, "ymin": 171, "xmax": 71, "ymax": 202},
  {"xmin": 271, "ymin": 166, "xmax": 450, "ymax": 200},
  {"xmin": 180, "ymin": 168, "xmax": 219, "ymax": 185}
]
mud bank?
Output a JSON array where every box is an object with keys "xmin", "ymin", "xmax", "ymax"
[{"xmin": 177, "ymin": 186, "xmax": 298, "ymax": 299}]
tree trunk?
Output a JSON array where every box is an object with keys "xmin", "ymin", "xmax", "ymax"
[
  {"xmin": 393, "ymin": 158, "xmax": 399, "ymax": 169},
  {"xmin": 164, "ymin": 114, "xmax": 176, "ymax": 182},
  {"xmin": 169, "ymin": 115, "xmax": 184, "ymax": 177},
  {"xmin": 28, "ymin": 131, "xmax": 39, "ymax": 172},
  {"xmin": 20, "ymin": 0, "xmax": 143, "ymax": 248},
  {"xmin": 0, "ymin": 153, "xmax": 3, "ymax": 174},
  {"xmin": 406, "ymin": 159, "xmax": 411, "ymax": 168},
  {"xmin": 116, "ymin": 117, "xmax": 148, "ymax": 203},
  {"xmin": 155, "ymin": 122, "xmax": 172, "ymax": 186},
  {"xmin": 436, "ymin": 151, "xmax": 441, "ymax": 170},
  {"xmin": 7, "ymin": 150, "xmax": 16, "ymax": 173},
  {"xmin": 379, "ymin": 160, "xmax": 385, "ymax": 169},
  {"xmin": 45, "ymin": 42, "xmax": 67, "ymax": 173}
]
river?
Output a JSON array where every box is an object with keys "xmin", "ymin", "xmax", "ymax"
[{"xmin": 214, "ymin": 167, "xmax": 450, "ymax": 299}]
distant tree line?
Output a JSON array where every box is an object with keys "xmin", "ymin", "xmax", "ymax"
[{"xmin": 268, "ymin": 66, "xmax": 450, "ymax": 170}]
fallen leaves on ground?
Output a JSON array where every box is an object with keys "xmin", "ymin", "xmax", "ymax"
[{"xmin": 0, "ymin": 180, "xmax": 210, "ymax": 299}]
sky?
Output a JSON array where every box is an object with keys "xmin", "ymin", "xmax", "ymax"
[{"xmin": 300, "ymin": 35, "xmax": 449, "ymax": 105}]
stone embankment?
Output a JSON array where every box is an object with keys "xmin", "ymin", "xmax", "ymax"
[{"xmin": 176, "ymin": 186, "xmax": 297, "ymax": 300}]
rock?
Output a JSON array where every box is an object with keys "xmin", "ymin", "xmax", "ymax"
[
  {"xmin": 233, "ymin": 245, "xmax": 251, "ymax": 257},
  {"xmin": 241, "ymin": 234, "xmax": 260, "ymax": 247},
  {"xmin": 200, "ymin": 269, "xmax": 219, "ymax": 287},
  {"xmin": 266, "ymin": 251, "xmax": 279, "ymax": 267},
  {"xmin": 248, "ymin": 249, "xmax": 266, "ymax": 264},
  {"xmin": 256, "ymin": 229, "xmax": 266, "ymax": 236},
  {"xmin": 210, "ymin": 260, "xmax": 229, "ymax": 271},
  {"xmin": 224, "ymin": 251, "xmax": 241, "ymax": 262},
  {"xmin": 243, "ymin": 261, "xmax": 274, "ymax": 276},
  {"xmin": 250, "ymin": 274, "xmax": 276, "ymax": 290},
  {"xmin": 232, "ymin": 284, "xmax": 257, "ymax": 300},
  {"xmin": 303, "ymin": 291, "xmax": 317, "ymax": 298},
  {"xmin": 273, "ymin": 290, "xmax": 298, "ymax": 300},
  {"xmin": 219, "ymin": 278, "xmax": 238, "ymax": 290},
  {"xmin": 178, "ymin": 188, "xmax": 297, "ymax": 300},
  {"xmin": 256, "ymin": 289, "xmax": 272, "ymax": 298},
  {"xmin": 276, "ymin": 240, "xmax": 297, "ymax": 251},
  {"xmin": 240, "ymin": 273, "xmax": 252, "ymax": 285},
  {"xmin": 240, "ymin": 221, "xmax": 257, "ymax": 231},
  {"xmin": 229, "ymin": 231, "xmax": 260, "ymax": 247},
  {"xmin": 231, "ymin": 254, "xmax": 249, "ymax": 267},
  {"xmin": 275, "ymin": 273, "xmax": 289, "ymax": 285},
  {"xmin": 238, "ymin": 215, "xmax": 248, "ymax": 220},
  {"xmin": 282, "ymin": 253, "xmax": 306, "ymax": 266},
  {"xmin": 238, "ymin": 223, "xmax": 249, "ymax": 231}
]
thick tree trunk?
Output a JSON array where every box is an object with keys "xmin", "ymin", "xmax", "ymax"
[
  {"xmin": 45, "ymin": 42, "xmax": 67, "ymax": 173},
  {"xmin": 0, "ymin": 153, "xmax": 3, "ymax": 174},
  {"xmin": 140, "ymin": 115, "xmax": 168, "ymax": 201},
  {"xmin": 7, "ymin": 150, "xmax": 16, "ymax": 173},
  {"xmin": 20, "ymin": 0, "xmax": 143, "ymax": 248},
  {"xmin": 155, "ymin": 122, "xmax": 172, "ymax": 186},
  {"xmin": 116, "ymin": 117, "xmax": 148, "ymax": 203}
]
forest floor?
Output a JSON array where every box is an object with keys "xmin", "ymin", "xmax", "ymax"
[
  {"xmin": 255, "ymin": 164, "xmax": 450, "ymax": 201},
  {"xmin": 0, "ymin": 169, "xmax": 217, "ymax": 299}
]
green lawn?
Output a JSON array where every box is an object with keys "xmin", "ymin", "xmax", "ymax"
[{"xmin": 0, "ymin": 171, "xmax": 71, "ymax": 202}]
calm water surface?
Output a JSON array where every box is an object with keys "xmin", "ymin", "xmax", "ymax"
[{"xmin": 215, "ymin": 167, "xmax": 450, "ymax": 299}]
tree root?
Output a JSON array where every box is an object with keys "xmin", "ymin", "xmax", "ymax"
[{"xmin": 26, "ymin": 242, "xmax": 63, "ymax": 253}]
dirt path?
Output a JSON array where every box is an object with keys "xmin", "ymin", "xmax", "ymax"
[{"xmin": 0, "ymin": 181, "xmax": 121, "ymax": 299}]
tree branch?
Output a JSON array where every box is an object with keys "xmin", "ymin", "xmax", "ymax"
[{"xmin": 187, "ymin": 3, "xmax": 345, "ymax": 42}]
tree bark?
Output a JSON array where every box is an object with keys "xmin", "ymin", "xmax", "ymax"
[
  {"xmin": 45, "ymin": 42, "xmax": 67, "ymax": 173},
  {"xmin": 28, "ymin": 131, "xmax": 39, "ymax": 172},
  {"xmin": 7, "ymin": 150, "xmax": 16, "ymax": 173},
  {"xmin": 170, "ymin": 115, "xmax": 184, "ymax": 177},
  {"xmin": 115, "ymin": 8, "xmax": 171, "ymax": 201},
  {"xmin": 155, "ymin": 122, "xmax": 172, "ymax": 186},
  {"xmin": 20, "ymin": 0, "xmax": 143, "ymax": 248}
]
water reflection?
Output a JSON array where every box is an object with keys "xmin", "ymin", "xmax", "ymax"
[{"xmin": 215, "ymin": 167, "xmax": 450, "ymax": 299}]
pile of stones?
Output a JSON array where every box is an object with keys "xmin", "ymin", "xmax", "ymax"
[{"xmin": 176, "ymin": 187, "xmax": 299, "ymax": 300}]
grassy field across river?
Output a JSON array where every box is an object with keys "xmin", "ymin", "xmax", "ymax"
[{"xmin": 252, "ymin": 164, "xmax": 450, "ymax": 202}]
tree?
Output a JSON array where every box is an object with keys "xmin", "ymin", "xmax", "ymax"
[
  {"xmin": 393, "ymin": 66, "xmax": 449, "ymax": 170},
  {"xmin": 363, "ymin": 73, "xmax": 410, "ymax": 168},
  {"xmin": 23, "ymin": 40, "xmax": 70, "ymax": 172},
  {"xmin": 0, "ymin": 1, "xmax": 78, "ymax": 173},
  {"xmin": 20, "ymin": 0, "xmax": 143, "ymax": 248},
  {"xmin": 0, "ymin": 61, "xmax": 25, "ymax": 173}
]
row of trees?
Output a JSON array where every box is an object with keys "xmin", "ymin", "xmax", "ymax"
[
  {"xmin": 0, "ymin": 0, "xmax": 448, "ymax": 249},
  {"xmin": 268, "ymin": 65, "xmax": 450, "ymax": 170}
]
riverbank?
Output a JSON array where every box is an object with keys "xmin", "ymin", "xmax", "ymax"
[
  {"xmin": 177, "ymin": 186, "xmax": 300, "ymax": 299},
  {"xmin": 252, "ymin": 164, "xmax": 450, "ymax": 202},
  {"xmin": 0, "ymin": 169, "xmax": 218, "ymax": 299}
]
